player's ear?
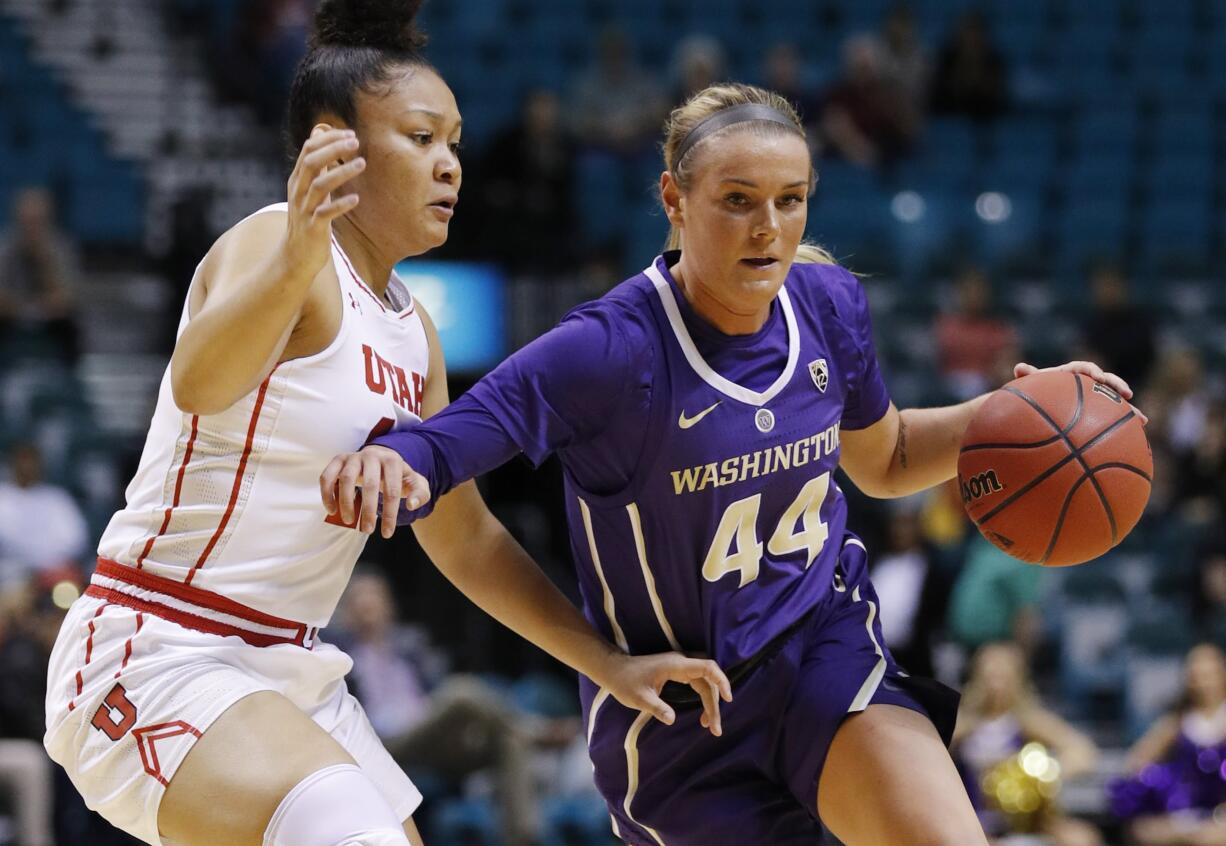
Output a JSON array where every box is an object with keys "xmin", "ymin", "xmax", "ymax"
[{"xmin": 661, "ymin": 171, "xmax": 684, "ymax": 228}]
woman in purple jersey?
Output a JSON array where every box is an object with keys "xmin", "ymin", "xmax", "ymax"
[{"xmin": 323, "ymin": 83, "xmax": 1133, "ymax": 845}]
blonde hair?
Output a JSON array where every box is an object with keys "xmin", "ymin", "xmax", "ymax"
[{"xmin": 662, "ymin": 82, "xmax": 834, "ymax": 266}]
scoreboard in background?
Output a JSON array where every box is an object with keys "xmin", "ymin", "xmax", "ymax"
[{"xmin": 395, "ymin": 261, "xmax": 507, "ymax": 375}]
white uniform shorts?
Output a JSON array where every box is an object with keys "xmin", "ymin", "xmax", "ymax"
[{"xmin": 44, "ymin": 559, "xmax": 422, "ymax": 846}]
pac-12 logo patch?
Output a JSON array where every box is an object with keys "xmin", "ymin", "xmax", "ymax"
[{"xmin": 808, "ymin": 358, "xmax": 829, "ymax": 393}]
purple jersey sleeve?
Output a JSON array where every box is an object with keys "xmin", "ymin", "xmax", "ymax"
[
  {"xmin": 828, "ymin": 267, "xmax": 891, "ymax": 430},
  {"xmin": 465, "ymin": 303, "xmax": 637, "ymax": 465},
  {"xmin": 371, "ymin": 302, "xmax": 639, "ymax": 521}
]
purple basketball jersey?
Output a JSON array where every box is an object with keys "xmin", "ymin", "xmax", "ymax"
[{"xmin": 551, "ymin": 255, "xmax": 889, "ymax": 667}]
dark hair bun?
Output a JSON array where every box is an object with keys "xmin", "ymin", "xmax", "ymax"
[{"xmin": 312, "ymin": 0, "xmax": 428, "ymax": 52}]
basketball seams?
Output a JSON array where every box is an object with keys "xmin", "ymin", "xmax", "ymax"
[
  {"xmin": 1040, "ymin": 472, "xmax": 1094, "ymax": 564},
  {"xmin": 962, "ymin": 378, "xmax": 1084, "ymax": 454},
  {"xmin": 999, "ymin": 377, "xmax": 1120, "ymax": 543},
  {"xmin": 973, "ymin": 407, "xmax": 1137, "ymax": 526},
  {"xmin": 1087, "ymin": 462, "xmax": 1152, "ymax": 483}
]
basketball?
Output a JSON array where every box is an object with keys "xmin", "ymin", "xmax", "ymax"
[{"xmin": 957, "ymin": 371, "xmax": 1152, "ymax": 567}]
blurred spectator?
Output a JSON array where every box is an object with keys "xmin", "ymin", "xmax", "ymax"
[
  {"xmin": 820, "ymin": 33, "xmax": 919, "ymax": 168},
  {"xmin": 1193, "ymin": 534, "xmax": 1226, "ymax": 643},
  {"xmin": 0, "ymin": 583, "xmax": 66, "ymax": 846},
  {"xmin": 934, "ymin": 267, "xmax": 1019, "ymax": 401},
  {"xmin": 1111, "ymin": 643, "xmax": 1226, "ymax": 845},
  {"xmin": 1143, "ymin": 347, "xmax": 1212, "ymax": 456},
  {"xmin": 671, "ymin": 35, "xmax": 727, "ymax": 106},
  {"xmin": 567, "ymin": 27, "xmax": 665, "ymax": 156},
  {"xmin": 930, "ymin": 12, "xmax": 1009, "ymax": 121},
  {"xmin": 474, "ymin": 90, "xmax": 577, "ymax": 275},
  {"xmin": 1173, "ymin": 398, "xmax": 1226, "ymax": 526},
  {"xmin": 948, "ymin": 535, "xmax": 1042, "ymax": 655},
  {"xmin": 337, "ymin": 570, "xmax": 537, "ymax": 846},
  {"xmin": 1079, "ymin": 262, "xmax": 1157, "ymax": 391},
  {"xmin": 0, "ymin": 442, "xmax": 88, "ymax": 590},
  {"xmin": 869, "ymin": 504, "xmax": 952, "ymax": 678},
  {"xmin": 953, "ymin": 643, "xmax": 1103, "ymax": 846},
  {"xmin": 0, "ymin": 188, "xmax": 80, "ymax": 364},
  {"xmin": 880, "ymin": 4, "xmax": 930, "ymax": 113},
  {"xmin": 761, "ymin": 42, "xmax": 820, "ymax": 131}
]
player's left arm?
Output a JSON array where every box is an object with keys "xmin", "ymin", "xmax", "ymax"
[
  {"xmin": 840, "ymin": 361, "xmax": 1137, "ymax": 499},
  {"xmin": 394, "ymin": 308, "xmax": 733, "ymax": 733}
]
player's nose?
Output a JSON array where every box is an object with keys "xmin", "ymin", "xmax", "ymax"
[{"xmin": 752, "ymin": 205, "xmax": 780, "ymax": 240}]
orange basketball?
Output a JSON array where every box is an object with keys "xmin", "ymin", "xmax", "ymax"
[{"xmin": 957, "ymin": 371, "xmax": 1152, "ymax": 567}]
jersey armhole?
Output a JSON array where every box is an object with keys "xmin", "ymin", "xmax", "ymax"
[{"xmin": 560, "ymin": 309, "xmax": 671, "ymax": 510}]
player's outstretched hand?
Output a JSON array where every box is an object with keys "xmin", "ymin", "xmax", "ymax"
[
  {"xmin": 284, "ymin": 124, "xmax": 365, "ymax": 280},
  {"xmin": 599, "ymin": 651, "xmax": 732, "ymax": 738},
  {"xmin": 1013, "ymin": 360, "xmax": 1148, "ymax": 424},
  {"xmin": 319, "ymin": 445, "xmax": 431, "ymax": 538}
]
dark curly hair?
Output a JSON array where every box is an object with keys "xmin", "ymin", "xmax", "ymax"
[{"xmin": 284, "ymin": 0, "xmax": 434, "ymax": 162}]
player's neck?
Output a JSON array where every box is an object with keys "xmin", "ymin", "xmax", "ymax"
[
  {"xmin": 671, "ymin": 259, "xmax": 771, "ymax": 336},
  {"xmin": 332, "ymin": 218, "xmax": 394, "ymax": 300}
]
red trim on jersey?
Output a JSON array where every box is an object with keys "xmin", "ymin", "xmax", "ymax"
[
  {"xmin": 332, "ymin": 236, "xmax": 416, "ymax": 316},
  {"xmin": 68, "ymin": 605, "xmax": 108, "ymax": 712},
  {"xmin": 114, "ymin": 613, "xmax": 144, "ymax": 680},
  {"xmin": 333, "ymin": 238, "xmax": 388, "ymax": 313},
  {"xmin": 186, "ymin": 376, "xmax": 272, "ymax": 584},
  {"xmin": 95, "ymin": 558, "xmax": 308, "ymax": 632},
  {"xmin": 134, "ymin": 721, "xmax": 201, "ymax": 787},
  {"xmin": 137, "ymin": 415, "xmax": 200, "ymax": 569}
]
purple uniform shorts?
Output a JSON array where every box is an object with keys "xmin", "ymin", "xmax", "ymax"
[{"xmin": 579, "ymin": 537, "xmax": 960, "ymax": 845}]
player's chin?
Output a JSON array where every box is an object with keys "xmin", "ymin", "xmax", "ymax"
[{"xmin": 733, "ymin": 263, "xmax": 787, "ymax": 294}]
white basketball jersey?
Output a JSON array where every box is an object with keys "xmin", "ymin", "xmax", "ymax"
[{"xmin": 98, "ymin": 204, "xmax": 429, "ymax": 626}]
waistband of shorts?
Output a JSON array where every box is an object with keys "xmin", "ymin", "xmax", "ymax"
[{"xmin": 86, "ymin": 557, "xmax": 318, "ymax": 649}]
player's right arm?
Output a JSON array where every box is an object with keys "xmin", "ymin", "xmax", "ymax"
[{"xmin": 170, "ymin": 126, "xmax": 363, "ymax": 415}]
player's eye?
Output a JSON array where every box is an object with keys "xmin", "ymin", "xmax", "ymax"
[
  {"xmin": 779, "ymin": 194, "xmax": 806, "ymax": 207},
  {"xmin": 448, "ymin": 141, "xmax": 463, "ymax": 155},
  {"xmin": 411, "ymin": 131, "xmax": 433, "ymax": 146},
  {"xmin": 725, "ymin": 193, "xmax": 750, "ymax": 206}
]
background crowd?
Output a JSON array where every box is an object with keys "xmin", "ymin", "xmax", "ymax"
[{"xmin": 0, "ymin": 0, "xmax": 1224, "ymax": 844}]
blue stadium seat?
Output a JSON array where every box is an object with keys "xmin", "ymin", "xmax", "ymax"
[
  {"xmin": 1140, "ymin": 199, "xmax": 1212, "ymax": 269},
  {"xmin": 1153, "ymin": 108, "xmax": 1214, "ymax": 154},
  {"xmin": 1057, "ymin": 199, "xmax": 1128, "ymax": 267},
  {"xmin": 1143, "ymin": 153, "xmax": 1214, "ymax": 203},
  {"xmin": 1073, "ymin": 106, "xmax": 1138, "ymax": 156}
]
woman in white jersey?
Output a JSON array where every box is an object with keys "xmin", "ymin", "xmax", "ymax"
[{"xmin": 43, "ymin": 3, "xmax": 729, "ymax": 845}]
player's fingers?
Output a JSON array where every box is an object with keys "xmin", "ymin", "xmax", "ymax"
[
  {"xmin": 1102, "ymin": 371, "xmax": 1133, "ymax": 399},
  {"xmin": 337, "ymin": 456, "xmax": 361, "ymax": 526},
  {"xmin": 319, "ymin": 455, "xmax": 346, "ymax": 514},
  {"xmin": 305, "ymin": 158, "xmax": 365, "ymax": 211},
  {"xmin": 636, "ymin": 689, "xmax": 675, "ymax": 727},
  {"xmin": 298, "ymin": 134, "xmax": 359, "ymax": 179},
  {"xmin": 694, "ymin": 678, "xmax": 722, "ymax": 737},
  {"xmin": 1013, "ymin": 362, "xmax": 1036, "ymax": 378},
  {"xmin": 290, "ymin": 133, "xmax": 356, "ymax": 196},
  {"xmin": 380, "ymin": 458, "xmax": 404, "ymax": 539},
  {"xmin": 661, "ymin": 656, "xmax": 732, "ymax": 704},
  {"xmin": 403, "ymin": 470, "xmax": 431, "ymax": 511},
  {"xmin": 312, "ymin": 193, "xmax": 360, "ymax": 224},
  {"xmin": 359, "ymin": 452, "xmax": 382, "ymax": 534}
]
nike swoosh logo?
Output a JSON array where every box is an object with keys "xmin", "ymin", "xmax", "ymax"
[{"xmin": 678, "ymin": 401, "xmax": 721, "ymax": 429}]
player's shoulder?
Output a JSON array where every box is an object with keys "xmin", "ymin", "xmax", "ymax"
[
  {"xmin": 785, "ymin": 259, "xmax": 866, "ymax": 318},
  {"xmin": 556, "ymin": 269, "xmax": 659, "ymax": 343}
]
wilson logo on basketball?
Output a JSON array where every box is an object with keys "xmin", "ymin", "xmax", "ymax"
[
  {"xmin": 1091, "ymin": 383, "xmax": 1123, "ymax": 404},
  {"xmin": 960, "ymin": 470, "xmax": 1004, "ymax": 504}
]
